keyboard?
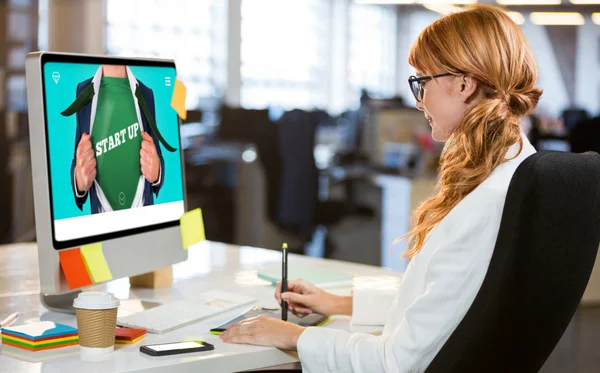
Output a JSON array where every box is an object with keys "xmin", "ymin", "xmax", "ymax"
[{"xmin": 117, "ymin": 291, "xmax": 255, "ymax": 333}]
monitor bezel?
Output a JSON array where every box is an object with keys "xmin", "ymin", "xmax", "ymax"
[{"xmin": 40, "ymin": 53, "xmax": 185, "ymax": 250}]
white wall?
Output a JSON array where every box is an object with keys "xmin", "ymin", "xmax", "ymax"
[
  {"xmin": 396, "ymin": 10, "xmax": 441, "ymax": 108},
  {"xmin": 225, "ymin": 0, "xmax": 242, "ymax": 107},
  {"xmin": 47, "ymin": 0, "xmax": 104, "ymax": 54},
  {"xmin": 520, "ymin": 19, "xmax": 571, "ymax": 118},
  {"xmin": 575, "ymin": 14, "xmax": 600, "ymax": 117},
  {"xmin": 328, "ymin": 0, "xmax": 350, "ymax": 115}
]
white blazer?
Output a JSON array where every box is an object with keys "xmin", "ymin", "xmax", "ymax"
[{"xmin": 297, "ymin": 133, "xmax": 537, "ymax": 373}]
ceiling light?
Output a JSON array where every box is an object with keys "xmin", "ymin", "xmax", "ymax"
[
  {"xmin": 530, "ymin": 12, "xmax": 585, "ymax": 25},
  {"xmin": 593, "ymin": 13, "xmax": 600, "ymax": 25},
  {"xmin": 497, "ymin": 0, "xmax": 561, "ymax": 5},
  {"xmin": 418, "ymin": 0, "xmax": 477, "ymax": 4},
  {"xmin": 570, "ymin": 0, "xmax": 600, "ymax": 4},
  {"xmin": 506, "ymin": 11, "xmax": 525, "ymax": 24},
  {"xmin": 423, "ymin": 3, "xmax": 464, "ymax": 14},
  {"xmin": 354, "ymin": 0, "xmax": 416, "ymax": 4}
]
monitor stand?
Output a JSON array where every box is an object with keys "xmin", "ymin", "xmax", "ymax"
[{"xmin": 40, "ymin": 291, "xmax": 81, "ymax": 314}]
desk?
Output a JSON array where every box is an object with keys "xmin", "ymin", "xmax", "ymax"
[{"xmin": 0, "ymin": 241, "xmax": 394, "ymax": 373}]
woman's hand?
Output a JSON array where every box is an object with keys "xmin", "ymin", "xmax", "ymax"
[
  {"xmin": 275, "ymin": 278, "xmax": 352, "ymax": 317},
  {"xmin": 219, "ymin": 315, "xmax": 305, "ymax": 350}
]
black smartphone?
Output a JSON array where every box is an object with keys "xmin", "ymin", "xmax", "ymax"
[{"xmin": 140, "ymin": 340, "xmax": 214, "ymax": 357}]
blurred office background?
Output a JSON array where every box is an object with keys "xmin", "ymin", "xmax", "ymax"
[
  {"xmin": 1, "ymin": 0, "xmax": 599, "ymax": 266},
  {"xmin": 0, "ymin": 0, "xmax": 599, "ymax": 270},
  {"xmin": 0, "ymin": 0, "xmax": 599, "ymax": 370}
]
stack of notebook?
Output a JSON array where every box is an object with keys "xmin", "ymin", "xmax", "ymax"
[
  {"xmin": 115, "ymin": 327, "xmax": 146, "ymax": 344},
  {"xmin": 1, "ymin": 322, "xmax": 79, "ymax": 351}
]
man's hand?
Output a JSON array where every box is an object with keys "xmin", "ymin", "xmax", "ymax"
[
  {"xmin": 75, "ymin": 133, "xmax": 96, "ymax": 194},
  {"xmin": 140, "ymin": 131, "xmax": 160, "ymax": 183}
]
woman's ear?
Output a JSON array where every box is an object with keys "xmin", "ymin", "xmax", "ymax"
[{"xmin": 459, "ymin": 75, "xmax": 478, "ymax": 102}]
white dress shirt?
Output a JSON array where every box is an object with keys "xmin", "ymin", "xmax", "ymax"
[{"xmin": 297, "ymin": 133, "xmax": 537, "ymax": 373}]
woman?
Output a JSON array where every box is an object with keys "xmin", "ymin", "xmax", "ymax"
[{"xmin": 220, "ymin": 5, "xmax": 542, "ymax": 372}]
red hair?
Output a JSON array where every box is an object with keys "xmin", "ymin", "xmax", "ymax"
[{"xmin": 401, "ymin": 5, "xmax": 542, "ymax": 258}]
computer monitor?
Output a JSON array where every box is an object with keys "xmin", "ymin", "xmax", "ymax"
[{"xmin": 25, "ymin": 52, "xmax": 187, "ymax": 311}]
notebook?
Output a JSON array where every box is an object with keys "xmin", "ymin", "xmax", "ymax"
[{"xmin": 257, "ymin": 267, "xmax": 354, "ymax": 288}]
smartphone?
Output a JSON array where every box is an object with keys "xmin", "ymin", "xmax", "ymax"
[{"xmin": 140, "ymin": 340, "xmax": 214, "ymax": 357}]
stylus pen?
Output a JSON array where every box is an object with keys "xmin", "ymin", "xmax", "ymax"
[{"xmin": 281, "ymin": 243, "xmax": 288, "ymax": 321}]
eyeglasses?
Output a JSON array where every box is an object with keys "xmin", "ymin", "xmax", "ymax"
[{"xmin": 408, "ymin": 73, "xmax": 453, "ymax": 102}]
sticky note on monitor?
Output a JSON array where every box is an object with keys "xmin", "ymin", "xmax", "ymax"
[
  {"xmin": 80, "ymin": 243, "xmax": 113, "ymax": 283},
  {"xmin": 59, "ymin": 248, "xmax": 93, "ymax": 289},
  {"xmin": 180, "ymin": 208, "xmax": 206, "ymax": 249},
  {"xmin": 170, "ymin": 78, "xmax": 187, "ymax": 120}
]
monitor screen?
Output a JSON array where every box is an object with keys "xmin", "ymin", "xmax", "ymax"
[{"xmin": 41, "ymin": 56, "xmax": 185, "ymax": 249}]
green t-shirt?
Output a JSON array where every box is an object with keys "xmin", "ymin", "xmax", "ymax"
[{"xmin": 91, "ymin": 77, "xmax": 142, "ymax": 211}]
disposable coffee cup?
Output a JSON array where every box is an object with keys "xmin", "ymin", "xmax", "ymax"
[{"xmin": 73, "ymin": 291, "xmax": 120, "ymax": 357}]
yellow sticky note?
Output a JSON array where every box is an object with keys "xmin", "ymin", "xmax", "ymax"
[
  {"xmin": 80, "ymin": 243, "xmax": 113, "ymax": 283},
  {"xmin": 180, "ymin": 208, "xmax": 206, "ymax": 249},
  {"xmin": 170, "ymin": 78, "xmax": 187, "ymax": 120}
]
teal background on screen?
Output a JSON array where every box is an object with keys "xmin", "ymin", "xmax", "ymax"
[{"xmin": 43, "ymin": 62, "xmax": 184, "ymax": 220}]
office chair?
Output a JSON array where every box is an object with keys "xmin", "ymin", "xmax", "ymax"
[
  {"xmin": 331, "ymin": 110, "xmax": 374, "ymax": 217},
  {"xmin": 561, "ymin": 107, "xmax": 589, "ymax": 131},
  {"xmin": 182, "ymin": 109, "xmax": 202, "ymax": 124},
  {"xmin": 276, "ymin": 109, "xmax": 352, "ymax": 256},
  {"xmin": 425, "ymin": 150, "xmax": 600, "ymax": 373},
  {"xmin": 569, "ymin": 115, "xmax": 600, "ymax": 154},
  {"xmin": 217, "ymin": 105, "xmax": 270, "ymax": 143}
]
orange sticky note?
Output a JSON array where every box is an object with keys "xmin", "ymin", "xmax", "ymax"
[
  {"xmin": 170, "ymin": 78, "xmax": 187, "ymax": 120},
  {"xmin": 59, "ymin": 248, "xmax": 93, "ymax": 289},
  {"xmin": 180, "ymin": 208, "xmax": 206, "ymax": 249}
]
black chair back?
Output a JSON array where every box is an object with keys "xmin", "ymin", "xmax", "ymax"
[
  {"xmin": 570, "ymin": 116, "xmax": 600, "ymax": 154},
  {"xmin": 426, "ymin": 151, "xmax": 600, "ymax": 373},
  {"xmin": 277, "ymin": 109, "xmax": 319, "ymax": 236}
]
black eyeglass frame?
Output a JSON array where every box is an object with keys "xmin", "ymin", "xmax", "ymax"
[{"xmin": 408, "ymin": 73, "xmax": 453, "ymax": 102}]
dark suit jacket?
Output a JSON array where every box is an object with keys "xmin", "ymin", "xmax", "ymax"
[{"xmin": 70, "ymin": 78, "xmax": 165, "ymax": 214}]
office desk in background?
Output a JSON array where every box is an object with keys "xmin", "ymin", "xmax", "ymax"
[
  {"xmin": 324, "ymin": 162, "xmax": 438, "ymax": 272},
  {"xmin": 0, "ymin": 241, "xmax": 394, "ymax": 373}
]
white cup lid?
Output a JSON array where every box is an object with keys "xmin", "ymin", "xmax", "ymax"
[{"xmin": 73, "ymin": 291, "xmax": 120, "ymax": 310}]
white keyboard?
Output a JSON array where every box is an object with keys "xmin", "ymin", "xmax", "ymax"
[{"xmin": 117, "ymin": 292, "xmax": 255, "ymax": 333}]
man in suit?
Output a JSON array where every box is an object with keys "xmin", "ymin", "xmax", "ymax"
[{"xmin": 61, "ymin": 65, "xmax": 176, "ymax": 214}]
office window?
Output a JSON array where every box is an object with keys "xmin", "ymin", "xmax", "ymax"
[
  {"xmin": 105, "ymin": 0, "xmax": 226, "ymax": 109},
  {"xmin": 348, "ymin": 4, "xmax": 397, "ymax": 107},
  {"xmin": 240, "ymin": 0, "xmax": 331, "ymax": 110}
]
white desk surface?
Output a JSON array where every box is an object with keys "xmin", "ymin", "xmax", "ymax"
[{"xmin": 0, "ymin": 241, "xmax": 399, "ymax": 373}]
